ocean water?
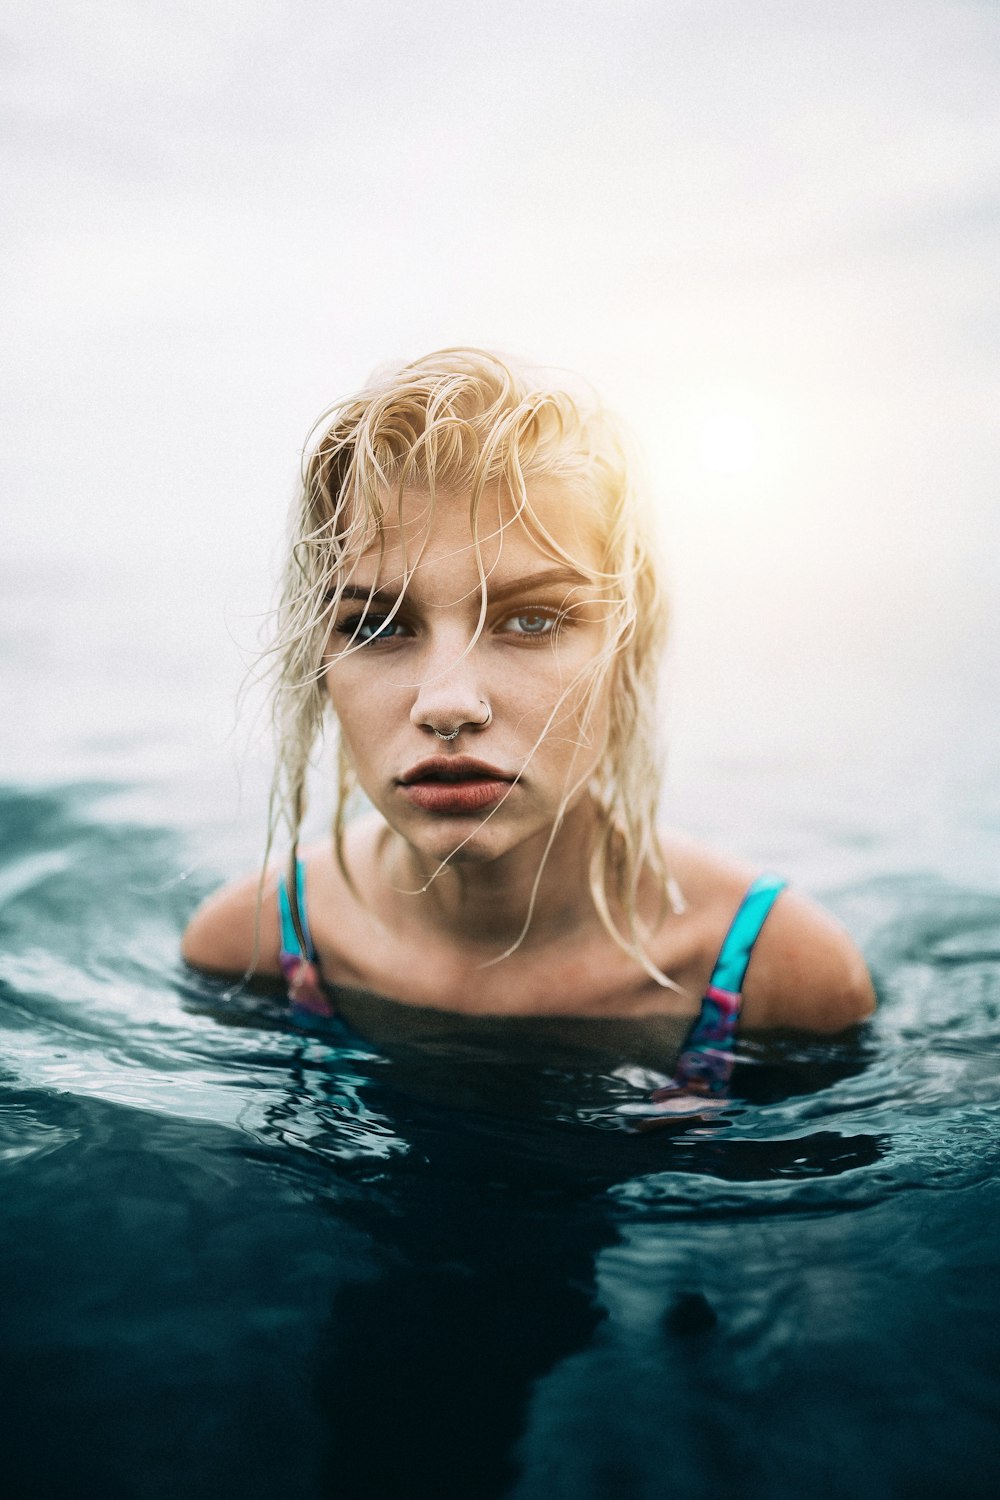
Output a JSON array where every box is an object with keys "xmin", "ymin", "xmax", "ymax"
[{"xmin": 3, "ymin": 560, "xmax": 1000, "ymax": 1499}]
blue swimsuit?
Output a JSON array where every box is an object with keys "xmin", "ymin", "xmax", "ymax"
[
  {"xmin": 664, "ymin": 871, "xmax": 786, "ymax": 1096},
  {"xmin": 277, "ymin": 862, "xmax": 786, "ymax": 1096}
]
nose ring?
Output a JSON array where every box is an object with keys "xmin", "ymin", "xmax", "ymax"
[{"xmin": 430, "ymin": 702, "xmax": 492, "ymax": 741}]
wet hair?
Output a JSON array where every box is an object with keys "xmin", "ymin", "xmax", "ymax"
[{"xmin": 264, "ymin": 347, "xmax": 679, "ymax": 982}]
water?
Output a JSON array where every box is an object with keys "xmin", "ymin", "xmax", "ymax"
[{"xmin": 3, "ymin": 563, "xmax": 1000, "ymax": 1499}]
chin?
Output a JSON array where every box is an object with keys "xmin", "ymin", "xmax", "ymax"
[
  {"xmin": 417, "ymin": 825, "xmax": 511, "ymax": 865},
  {"xmin": 398, "ymin": 806, "xmax": 540, "ymax": 867}
]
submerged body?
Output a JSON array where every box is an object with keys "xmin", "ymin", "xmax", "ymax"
[
  {"xmin": 182, "ymin": 350, "xmax": 875, "ymax": 1076},
  {"xmin": 183, "ymin": 818, "xmax": 873, "ymax": 1039}
]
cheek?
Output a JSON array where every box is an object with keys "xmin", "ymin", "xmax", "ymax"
[
  {"xmin": 561, "ymin": 664, "xmax": 613, "ymax": 751},
  {"xmin": 324, "ymin": 669, "xmax": 376, "ymax": 749},
  {"xmin": 527, "ymin": 673, "xmax": 612, "ymax": 777},
  {"xmin": 324, "ymin": 671, "xmax": 346, "ymax": 722}
]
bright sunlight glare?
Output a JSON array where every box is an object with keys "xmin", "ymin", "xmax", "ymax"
[
  {"xmin": 695, "ymin": 408, "xmax": 761, "ymax": 476},
  {"xmin": 665, "ymin": 387, "xmax": 797, "ymax": 496},
  {"xmin": 646, "ymin": 384, "xmax": 802, "ymax": 546}
]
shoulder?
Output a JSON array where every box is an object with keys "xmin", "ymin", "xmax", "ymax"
[
  {"xmin": 181, "ymin": 836, "xmax": 340, "ymax": 978},
  {"xmin": 180, "ymin": 863, "xmax": 284, "ymax": 978},
  {"xmin": 738, "ymin": 883, "xmax": 876, "ymax": 1033},
  {"xmin": 181, "ymin": 822, "xmax": 381, "ymax": 982},
  {"xmin": 659, "ymin": 831, "xmax": 876, "ymax": 1034}
]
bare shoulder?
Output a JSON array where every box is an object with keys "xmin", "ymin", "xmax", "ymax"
[
  {"xmin": 180, "ymin": 838, "xmax": 356, "ymax": 980},
  {"xmin": 660, "ymin": 830, "xmax": 876, "ymax": 1034},
  {"xmin": 180, "ymin": 863, "xmax": 283, "ymax": 978}
]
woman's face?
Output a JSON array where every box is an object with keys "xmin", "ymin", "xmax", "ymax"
[{"xmin": 324, "ymin": 478, "xmax": 614, "ymax": 870}]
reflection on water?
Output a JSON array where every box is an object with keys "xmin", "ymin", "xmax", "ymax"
[{"xmin": 2, "ymin": 781, "xmax": 1000, "ymax": 1498}]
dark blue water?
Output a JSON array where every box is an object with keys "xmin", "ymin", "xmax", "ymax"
[{"xmin": 3, "ymin": 774, "xmax": 1000, "ymax": 1500}]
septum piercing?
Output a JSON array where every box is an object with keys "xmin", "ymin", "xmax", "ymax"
[{"xmin": 432, "ymin": 702, "xmax": 492, "ymax": 740}]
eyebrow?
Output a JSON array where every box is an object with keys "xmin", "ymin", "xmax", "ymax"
[{"xmin": 333, "ymin": 567, "xmax": 594, "ymax": 610}]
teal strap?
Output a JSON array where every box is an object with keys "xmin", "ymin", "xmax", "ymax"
[
  {"xmin": 277, "ymin": 859, "xmax": 315, "ymax": 960},
  {"xmin": 708, "ymin": 873, "xmax": 787, "ymax": 994}
]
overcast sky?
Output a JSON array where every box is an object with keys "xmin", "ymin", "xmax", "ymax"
[{"xmin": 3, "ymin": 0, "xmax": 999, "ymax": 791}]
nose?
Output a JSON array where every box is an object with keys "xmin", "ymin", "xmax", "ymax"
[{"xmin": 409, "ymin": 638, "xmax": 492, "ymax": 739}]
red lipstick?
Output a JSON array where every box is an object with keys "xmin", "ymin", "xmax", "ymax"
[{"xmin": 397, "ymin": 756, "xmax": 516, "ymax": 815}]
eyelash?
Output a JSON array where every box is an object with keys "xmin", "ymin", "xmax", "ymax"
[
  {"xmin": 333, "ymin": 605, "xmax": 565, "ymax": 646},
  {"xmin": 502, "ymin": 608, "xmax": 560, "ymax": 638},
  {"xmin": 335, "ymin": 614, "xmax": 404, "ymax": 645}
]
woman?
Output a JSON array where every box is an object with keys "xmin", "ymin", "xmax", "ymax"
[{"xmin": 182, "ymin": 348, "xmax": 874, "ymax": 1098}]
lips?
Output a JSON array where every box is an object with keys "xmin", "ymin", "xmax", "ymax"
[{"xmin": 397, "ymin": 756, "xmax": 516, "ymax": 815}]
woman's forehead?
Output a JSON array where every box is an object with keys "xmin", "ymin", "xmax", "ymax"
[{"xmin": 345, "ymin": 478, "xmax": 603, "ymax": 575}]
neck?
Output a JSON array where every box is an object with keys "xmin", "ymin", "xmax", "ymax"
[{"xmin": 381, "ymin": 799, "xmax": 606, "ymax": 952}]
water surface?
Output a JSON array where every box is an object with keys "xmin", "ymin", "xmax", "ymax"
[{"xmin": 3, "ymin": 565, "xmax": 1000, "ymax": 1499}]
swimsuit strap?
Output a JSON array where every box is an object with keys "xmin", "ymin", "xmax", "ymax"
[
  {"xmin": 277, "ymin": 857, "xmax": 315, "ymax": 961},
  {"xmin": 664, "ymin": 872, "xmax": 787, "ymax": 1098},
  {"xmin": 277, "ymin": 858, "xmax": 337, "ymax": 1019},
  {"xmin": 708, "ymin": 871, "xmax": 788, "ymax": 994}
]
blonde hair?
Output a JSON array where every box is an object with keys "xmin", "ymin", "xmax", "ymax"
[{"xmin": 265, "ymin": 347, "xmax": 677, "ymax": 981}]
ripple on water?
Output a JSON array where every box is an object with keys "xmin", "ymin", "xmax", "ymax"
[
  {"xmin": 1, "ymin": 783, "xmax": 999, "ymax": 1207},
  {"xmin": 2, "ymin": 782, "xmax": 1000, "ymax": 1500}
]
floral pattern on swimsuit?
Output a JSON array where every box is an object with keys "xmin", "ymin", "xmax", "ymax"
[
  {"xmin": 648, "ymin": 874, "xmax": 788, "ymax": 1105},
  {"xmin": 278, "ymin": 949, "xmax": 335, "ymax": 1017},
  {"xmin": 277, "ymin": 863, "xmax": 337, "ymax": 1020},
  {"xmin": 277, "ymin": 862, "xmax": 787, "ymax": 1092}
]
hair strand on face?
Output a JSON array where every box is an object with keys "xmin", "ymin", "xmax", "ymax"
[{"xmin": 260, "ymin": 347, "xmax": 679, "ymax": 981}]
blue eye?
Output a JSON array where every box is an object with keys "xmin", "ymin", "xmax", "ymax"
[
  {"xmin": 338, "ymin": 613, "xmax": 405, "ymax": 644},
  {"xmin": 505, "ymin": 610, "xmax": 557, "ymax": 636}
]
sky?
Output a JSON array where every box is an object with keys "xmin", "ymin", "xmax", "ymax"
[{"xmin": 3, "ymin": 0, "xmax": 999, "ymax": 830}]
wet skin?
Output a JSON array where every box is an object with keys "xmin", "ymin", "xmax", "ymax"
[
  {"xmin": 323, "ymin": 480, "xmax": 616, "ymax": 915},
  {"xmin": 182, "ymin": 479, "xmax": 876, "ymax": 1033}
]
